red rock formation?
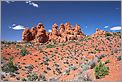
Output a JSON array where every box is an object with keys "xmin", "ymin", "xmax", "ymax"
[
  {"xmin": 35, "ymin": 23, "xmax": 48, "ymax": 43},
  {"xmin": 51, "ymin": 23, "xmax": 58, "ymax": 35},
  {"xmin": 22, "ymin": 28, "xmax": 32, "ymax": 42},
  {"xmin": 30, "ymin": 27, "xmax": 37, "ymax": 40},
  {"xmin": 92, "ymin": 28, "xmax": 106, "ymax": 37},
  {"xmin": 59, "ymin": 24, "xmax": 65, "ymax": 34},
  {"xmin": 22, "ymin": 22, "xmax": 85, "ymax": 43}
]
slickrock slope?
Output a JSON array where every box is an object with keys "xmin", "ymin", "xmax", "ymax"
[{"xmin": 1, "ymin": 23, "xmax": 121, "ymax": 81}]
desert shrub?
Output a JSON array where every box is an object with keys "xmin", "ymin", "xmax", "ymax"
[
  {"xmin": 105, "ymin": 60, "xmax": 110, "ymax": 64},
  {"xmin": 45, "ymin": 56, "xmax": 49, "ymax": 61},
  {"xmin": 47, "ymin": 67, "xmax": 51, "ymax": 71},
  {"xmin": 21, "ymin": 72, "xmax": 38, "ymax": 81},
  {"xmin": 39, "ymin": 74, "xmax": 46, "ymax": 81},
  {"xmin": 62, "ymin": 43, "xmax": 66, "ymax": 46},
  {"xmin": 63, "ymin": 69, "xmax": 70, "ymax": 75},
  {"xmin": 21, "ymin": 78, "xmax": 27, "ymax": 81},
  {"xmin": 117, "ymin": 56, "xmax": 121, "ymax": 61},
  {"xmin": 37, "ymin": 45, "xmax": 42, "ymax": 50},
  {"xmin": 55, "ymin": 68, "xmax": 62, "ymax": 74},
  {"xmin": 27, "ymin": 72, "xmax": 38, "ymax": 81},
  {"xmin": 94, "ymin": 61, "xmax": 109, "ymax": 79},
  {"xmin": 69, "ymin": 66, "xmax": 77, "ymax": 70},
  {"xmin": 20, "ymin": 48, "xmax": 29, "ymax": 56},
  {"xmin": 105, "ymin": 33, "xmax": 112, "ymax": 37},
  {"xmin": 84, "ymin": 36, "xmax": 91, "ymax": 41},
  {"xmin": 46, "ymin": 44, "xmax": 55, "ymax": 48},
  {"xmin": 81, "ymin": 64, "xmax": 89, "ymax": 72},
  {"xmin": 2, "ymin": 57, "xmax": 18, "ymax": 73},
  {"xmin": 16, "ymin": 45, "xmax": 22, "ymax": 49},
  {"xmin": 90, "ymin": 50, "xmax": 96, "ymax": 54},
  {"xmin": 43, "ymin": 70, "xmax": 47, "ymax": 74}
]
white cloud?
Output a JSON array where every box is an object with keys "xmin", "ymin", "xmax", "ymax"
[
  {"xmin": 12, "ymin": 25, "xmax": 25, "ymax": 30},
  {"xmin": 48, "ymin": 29, "xmax": 52, "ymax": 32},
  {"xmin": 32, "ymin": 2, "xmax": 38, "ymax": 8},
  {"xmin": 110, "ymin": 26, "xmax": 121, "ymax": 31},
  {"xmin": 9, "ymin": 24, "xmax": 25, "ymax": 30},
  {"xmin": 104, "ymin": 26, "xmax": 109, "ymax": 28},
  {"xmin": 25, "ymin": 1, "xmax": 39, "ymax": 8},
  {"xmin": 12, "ymin": 24, "xmax": 16, "ymax": 26}
]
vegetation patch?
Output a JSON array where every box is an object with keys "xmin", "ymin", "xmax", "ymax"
[
  {"xmin": 105, "ymin": 33, "xmax": 112, "ymax": 37},
  {"xmin": 22, "ymin": 72, "xmax": 38, "ymax": 81},
  {"xmin": 117, "ymin": 56, "xmax": 121, "ymax": 61},
  {"xmin": 2, "ymin": 57, "xmax": 18, "ymax": 73},
  {"xmin": 94, "ymin": 61, "xmax": 109, "ymax": 79},
  {"xmin": 46, "ymin": 44, "xmax": 56, "ymax": 48},
  {"xmin": 105, "ymin": 60, "xmax": 110, "ymax": 64},
  {"xmin": 20, "ymin": 48, "xmax": 30, "ymax": 56}
]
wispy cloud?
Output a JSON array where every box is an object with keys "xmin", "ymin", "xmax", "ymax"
[
  {"xmin": 25, "ymin": 1, "xmax": 39, "ymax": 8},
  {"xmin": 5, "ymin": 1, "xmax": 39, "ymax": 8},
  {"xmin": 48, "ymin": 29, "xmax": 52, "ymax": 32},
  {"xmin": 110, "ymin": 26, "xmax": 121, "ymax": 31},
  {"xmin": 104, "ymin": 26, "xmax": 109, "ymax": 28},
  {"xmin": 5, "ymin": 1, "xmax": 14, "ymax": 4},
  {"xmin": 9, "ymin": 24, "xmax": 25, "ymax": 30}
]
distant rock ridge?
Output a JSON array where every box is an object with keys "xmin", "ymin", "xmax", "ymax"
[{"xmin": 22, "ymin": 22, "xmax": 85, "ymax": 43}]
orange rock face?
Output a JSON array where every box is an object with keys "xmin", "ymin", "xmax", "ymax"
[
  {"xmin": 35, "ymin": 23, "xmax": 49, "ymax": 43},
  {"xmin": 30, "ymin": 27, "xmax": 37, "ymax": 40},
  {"xmin": 22, "ymin": 22, "xmax": 85, "ymax": 43},
  {"xmin": 22, "ymin": 28, "xmax": 32, "ymax": 42}
]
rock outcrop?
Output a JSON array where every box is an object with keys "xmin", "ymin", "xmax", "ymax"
[
  {"xmin": 22, "ymin": 22, "xmax": 85, "ymax": 43},
  {"xmin": 35, "ymin": 23, "xmax": 49, "ymax": 43},
  {"xmin": 92, "ymin": 28, "xmax": 109, "ymax": 38},
  {"xmin": 22, "ymin": 28, "xmax": 32, "ymax": 42}
]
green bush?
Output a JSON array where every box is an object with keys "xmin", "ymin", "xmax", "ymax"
[
  {"xmin": 62, "ymin": 43, "xmax": 66, "ymax": 46},
  {"xmin": 20, "ymin": 48, "xmax": 29, "ymax": 56},
  {"xmin": 94, "ymin": 61, "xmax": 109, "ymax": 79},
  {"xmin": 105, "ymin": 33, "xmax": 112, "ymax": 37},
  {"xmin": 46, "ymin": 44, "xmax": 55, "ymax": 48},
  {"xmin": 2, "ymin": 57, "xmax": 18, "ymax": 72}
]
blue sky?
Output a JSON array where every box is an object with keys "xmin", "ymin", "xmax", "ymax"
[{"xmin": 1, "ymin": 1, "xmax": 121, "ymax": 41}]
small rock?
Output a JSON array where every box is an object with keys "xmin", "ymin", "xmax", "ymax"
[
  {"xmin": 49, "ymin": 77, "xmax": 58, "ymax": 81},
  {"xmin": 1, "ymin": 74, "xmax": 5, "ymax": 79},
  {"xmin": 88, "ymin": 57, "xmax": 99, "ymax": 69},
  {"xmin": 9, "ymin": 72, "xmax": 16, "ymax": 77}
]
